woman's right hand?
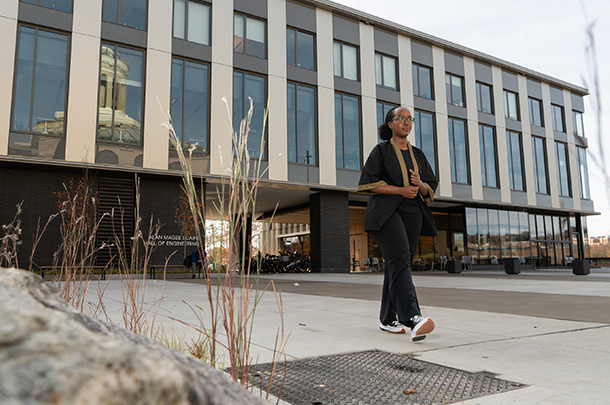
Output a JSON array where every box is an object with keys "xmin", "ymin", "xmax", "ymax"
[{"xmin": 401, "ymin": 186, "xmax": 420, "ymax": 199}]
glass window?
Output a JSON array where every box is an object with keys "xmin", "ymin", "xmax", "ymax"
[
  {"xmin": 520, "ymin": 212, "xmax": 531, "ymax": 259},
  {"xmin": 503, "ymin": 90, "xmax": 519, "ymax": 121},
  {"xmin": 335, "ymin": 93, "xmax": 361, "ymax": 170},
  {"xmin": 555, "ymin": 142, "xmax": 570, "ymax": 197},
  {"xmin": 375, "ymin": 53, "xmax": 397, "ymax": 90},
  {"xmin": 577, "ymin": 147, "xmax": 590, "ymax": 199},
  {"xmin": 286, "ymin": 28, "xmax": 315, "ymax": 70},
  {"xmin": 97, "ymin": 44, "xmax": 144, "ymax": 144},
  {"xmin": 479, "ymin": 125, "xmax": 497, "ymax": 187},
  {"xmin": 413, "ymin": 110, "xmax": 436, "ymax": 175},
  {"xmin": 171, "ymin": 58, "xmax": 209, "ymax": 152},
  {"xmin": 233, "ymin": 71, "xmax": 266, "ymax": 159},
  {"xmin": 103, "ymin": 0, "xmax": 147, "ymax": 30},
  {"xmin": 476, "ymin": 82, "xmax": 493, "ymax": 114},
  {"xmin": 552, "ymin": 104, "xmax": 565, "ymax": 132},
  {"xmin": 234, "ymin": 13, "xmax": 266, "ymax": 59},
  {"xmin": 477, "ymin": 208, "xmax": 489, "ymax": 264},
  {"xmin": 333, "ymin": 42, "xmax": 358, "ymax": 81},
  {"xmin": 500, "ymin": 211, "xmax": 510, "ymax": 259},
  {"xmin": 448, "ymin": 117, "xmax": 468, "ymax": 183},
  {"xmin": 21, "ymin": 0, "xmax": 72, "ymax": 12},
  {"xmin": 506, "ymin": 131, "xmax": 524, "ymax": 191},
  {"xmin": 531, "ymin": 137, "xmax": 548, "ymax": 194},
  {"xmin": 509, "ymin": 211, "xmax": 520, "ymax": 258},
  {"xmin": 529, "ymin": 97, "xmax": 543, "ymax": 127},
  {"xmin": 445, "ymin": 73, "xmax": 464, "ymax": 107},
  {"xmin": 287, "ymin": 82, "xmax": 316, "ymax": 165},
  {"xmin": 412, "ymin": 64, "xmax": 432, "ymax": 99},
  {"xmin": 174, "ymin": 0, "xmax": 210, "ymax": 45},
  {"xmin": 376, "ymin": 101, "xmax": 397, "ymax": 143},
  {"xmin": 573, "ymin": 110, "xmax": 584, "ymax": 137},
  {"xmin": 12, "ymin": 26, "xmax": 69, "ymax": 136},
  {"xmin": 465, "ymin": 207, "xmax": 478, "ymax": 261}
]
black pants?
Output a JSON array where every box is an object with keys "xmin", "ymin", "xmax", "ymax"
[{"xmin": 370, "ymin": 202, "xmax": 423, "ymax": 327}]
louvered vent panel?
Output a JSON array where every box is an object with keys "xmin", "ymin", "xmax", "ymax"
[{"xmin": 96, "ymin": 177, "xmax": 135, "ymax": 267}]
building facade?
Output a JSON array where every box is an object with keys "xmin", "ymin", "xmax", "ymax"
[{"xmin": 0, "ymin": 0, "xmax": 595, "ymax": 271}]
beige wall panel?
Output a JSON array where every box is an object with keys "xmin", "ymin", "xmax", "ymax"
[
  {"xmin": 267, "ymin": 0, "xmax": 287, "ymax": 180},
  {"xmin": 316, "ymin": 9, "xmax": 334, "ymax": 90},
  {"xmin": 64, "ymin": 34, "xmax": 101, "ymax": 163},
  {"xmin": 464, "ymin": 57, "xmax": 483, "ymax": 200},
  {"xmin": 268, "ymin": 74, "xmax": 288, "ymax": 180},
  {"xmin": 209, "ymin": 63, "xmax": 233, "ymax": 176},
  {"xmin": 147, "ymin": 0, "xmax": 172, "ymax": 52},
  {"xmin": 209, "ymin": 0, "xmax": 234, "ymax": 175},
  {"xmin": 397, "ymin": 36, "xmax": 413, "ymax": 110},
  {"xmin": 142, "ymin": 49, "xmax": 171, "ymax": 170},
  {"xmin": 0, "ymin": 16, "xmax": 17, "ymax": 156},
  {"xmin": 73, "ymin": 0, "xmax": 102, "ymax": 37},
  {"xmin": 359, "ymin": 22, "xmax": 377, "ymax": 159},
  {"xmin": 541, "ymin": 82, "xmax": 560, "ymax": 207},
  {"xmin": 317, "ymin": 86, "xmax": 336, "ymax": 185},
  {"xmin": 492, "ymin": 66, "xmax": 511, "ymax": 203},
  {"xmin": 211, "ymin": 0, "xmax": 233, "ymax": 66},
  {"xmin": 517, "ymin": 74, "xmax": 537, "ymax": 206},
  {"xmin": 432, "ymin": 46, "xmax": 451, "ymax": 197},
  {"xmin": 0, "ymin": 0, "xmax": 18, "ymax": 18},
  {"xmin": 316, "ymin": 8, "xmax": 336, "ymax": 185}
]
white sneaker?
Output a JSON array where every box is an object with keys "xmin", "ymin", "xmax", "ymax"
[
  {"xmin": 379, "ymin": 321, "xmax": 407, "ymax": 334},
  {"xmin": 410, "ymin": 315, "xmax": 435, "ymax": 341}
]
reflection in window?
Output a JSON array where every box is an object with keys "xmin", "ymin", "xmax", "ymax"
[
  {"xmin": 531, "ymin": 137, "xmax": 548, "ymax": 194},
  {"xmin": 97, "ymin": 44, "xmax": 144, "ymax": 144},
  {"xmin": 555, "ymin": 142, "xmax": 570, "ymax": 197},
  {"xmin": 552, "ymin": 104, "xmax": 564, "ymax": 132},
  {"xmin": 376, "ymin": 102, "xmax": 396, "ymax": 143},
  {"xmin": 287, "ymin": 28, "xmax": 315, "ymax": 70},
  {"xmin": 414, "ymin": 110, "xmax": 436, "ymax": 175},
  {"xmin": 335, "ymin": 93, "xmax": 361, "ymax": 170},
  {"xmin": 287, "ymin": 82, "xmax": 316, "ymax": 165},
  {"xmin": 445, "ymin": 73, "xmax": 464, "ymax": 107},
  {"xmin": 448, "ymin": 117, "xmax": 468, "ymax": 183},
  {"xmin": 174, "ymin": 0, "xmax": 210, "ymax": 45},
  {"xmin": 529, "ymin": 97, "xmax": 543, "ymax": 127},
  {"xmin": 234, "ymin": 13, "xmax": 266, "ymax": 59},
  {"xmin": 476, "ymin": 82, "xmax": 493, "ymax": 114},
  {"xmin": 478, "ymin": 209, "xmax": 489, "ymax": 263},
  {"xmin": 577, "ymin": 147, "xmax": 590, "ymax": 199},
  {"xmin": 506, "ymin": 131, "xmax": 524, "ymax": 191},
  {"xmin": 333, "ymin": 42, "xmax": 358, "ymax": 81},
  {"xmin": 103, "ymin": 0, "xmax": 147, "ymax": 30},
  {"xmin": 479, "ymin": 125, "xmax": 497, "ymax": 187},
  {"xmin": 233, "ymin": 71, "xmax": 266, "ymax": 159},
  {"xmin": 12, "ymin": 26, "xmax": 69, "ymax": 138},
  {"xmin": 573, "ymin": 110, "xmax": 584, "ymax": 137},
  {"xmin": 412, "ymin": 64, "xmax": 432, "ymax": 99},
  {"xmin": 22, "ymin": 0, "xmax": 72, "ymax": 12},
  {"xmin": 375, "ymin": 53, "xmax": 396, "ymax": 90},
  {"xmin": 171, "ymin": 58, "xmax": 209, "ymax": 153},
  {"xmin": 503, "ymin": 90, "xmax": 519, "ymax": 120}
]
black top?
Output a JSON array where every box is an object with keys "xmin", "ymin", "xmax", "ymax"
[{"xmin": 357, "ymin": 139, "xmax": 438, "ymax": 235}]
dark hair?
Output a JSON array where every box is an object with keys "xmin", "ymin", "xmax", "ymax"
[{"xmin": 378, "ymin": 106, "xmax": 403, "ymax": 141}]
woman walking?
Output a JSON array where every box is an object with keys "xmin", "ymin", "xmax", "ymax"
[{"xmin": 357, "ymin": 106, "xmax": 438, "ymax": 341}]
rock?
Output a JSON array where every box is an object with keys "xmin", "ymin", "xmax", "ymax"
[{"xmin": 0, "ymin": 268, "xmax": 268, "ymax": 405}]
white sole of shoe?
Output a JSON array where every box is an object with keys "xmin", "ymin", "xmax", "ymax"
[
  {"xmin": 379, "ymin": 324, "xmax": 406, "ymax": 334},
  {"xmin": 411, "ymin": 318, "xmax": 435, "ymax": 341}
]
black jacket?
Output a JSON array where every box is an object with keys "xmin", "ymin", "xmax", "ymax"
[{"xmin": 357, "ymin": 139, "xmax": 438, "ymax": 236}]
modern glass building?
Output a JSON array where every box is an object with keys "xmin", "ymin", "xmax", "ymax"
[{"xmin": 0, "ymin": 0, "xmax": 595, "ymax": 271}]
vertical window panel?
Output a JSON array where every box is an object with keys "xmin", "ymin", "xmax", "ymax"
[
  {"xmin": 103, "ymin": 0, "xmax": 146, "ymax": 30},
  {"xmin": 504, "ymin": 90, "xmax": 518, "ymax": 120},
  {"xmin": 296, "ymin": 31, "xmax": 315, "ymax": 70},
  {"xmin": 174, "ymin": 0, "xmax": 185, "ymax": 39},
  {"xmin": 476, "ymin": 82, "xmax": 493, "ymax": 114},
  {"xmin": 552, "ymin": 104, "xmax": 565, "ymax": 132},
  {"xmin": 335, "ymin": 93, "xmax": 361, "ymax": 170},
  {"xmin": 188, "ymin": 1, "xmax": 210, "ymax": 45},
  {"xmin": 233, "ymin": 71, "xmax": 267, "ymax": 159},
  {"xmin": 448, "ymin": 118, "xmax": 468, "ymax": 183},
  {"xmin": 577, "ymin": 147, "xmax": 590, "ymax": 199},
  {"xmin": 506, "ymin": 131, "xmax": 524, "ymax": 191},
  {"xmin": 529, "ymin": 97, "xmax": 543, "ymax": 127},
  {"xmin": 555, "ymin": 142, "xmax": 570, "ymax": 197},
  {"xmin": 479, "ymin": 125, "xmax": 497, "ymax": 187},
  {"xmin": 446, "ymin": 73, "xmax": 464, "ymax": 107},
  {"xmin": 414, "ymin": 110, "xmax": 436, "ymax": 175},
  {"xmin": 374, "ymin": 54, "xmax": 382, "ymax": 86},
  {"xmin": 573, "ymin": 110, "xmax": 584, "ymax": 137},
  {"xmin": 532, "ymin": 137, "xmax": 548, "ymax": 194},
  {"xmin": 287, "ymin": 83, "xmax": 316, "ymax": 165},
  {"xmin": 286, "ymin": 28, "xmax": 296, "ymax": 66},
  {"xmin": 342, "ymin": 44, "xmax": 358, "ymax": 81}
]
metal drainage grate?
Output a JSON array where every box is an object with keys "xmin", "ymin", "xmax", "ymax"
[{"xmin": 248, "ymin": 350, "xmax": 525, "ymax": 405}]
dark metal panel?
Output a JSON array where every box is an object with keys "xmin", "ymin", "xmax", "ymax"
[
  {"xmin": 474, "ymin": 61, "xmax": 493, "ymax": 84},
  {"xmin": 501, "ymin": 70, "xmax": 519, "ymax": 92},
  {"xmin": 286, "ymin": 0, "xmax": 316, "ymax": 32},
  {"xmin": 374, "ymin": 28, "xmax": 398, "ymax": 56},
  {"xmin": 411, "ymin": 41, "xmax": 433, "ymax": 66},
  {"xmin": 172, "ymin": 38, "xmax": 212, "ymax": 62},
  {"xmin": 332, "ymin": 14, "xmax": 359, "ymax": 44},
  {"xmin": 234, "ymin": 0, "xmax": 267, "ymax": 18},
  {"xmin": 101, "ymin": 21, "xmax": 147, "ymax": 48},
  {"xmin": 334, "ymin": 77, "xmax": 361, "ymax": 95},
  {"xmin": 510, "ymin": 190, "xmax": 528, "ymax": 205},
  {"xmin": 233, "ymin": 52, "xmax": 269, "ymax": 74},
  {"xmin": 375, "ymin": 87, "xmax": 400, "ymax": 104},
  {"xmin": 287, "ymin": 64, "xmax": 318, "ymax": 86},
  {"xmin": 444, "ymin": 52, "xmax": 464, "ymax": 76},
  {"xmin": 452, "ymin": 183, "xmax": 473, "ymax": 199},
  {"xmin": 18, "ymin": 2, "xmax": 73, "ymax": 32}
]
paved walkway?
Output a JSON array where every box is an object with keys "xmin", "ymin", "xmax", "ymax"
[{"xmin": 92, "ymin": 268, "xmax": 610, "ymax": 404}]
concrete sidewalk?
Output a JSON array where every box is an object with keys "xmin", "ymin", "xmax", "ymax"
[{"xmin": 91, "ymin": 269, "xmax": 610, "ymax": 404}]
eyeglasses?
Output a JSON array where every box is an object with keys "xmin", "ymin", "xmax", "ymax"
[{"xmin": 392, "ymin": 115, "xmax": 415, "ymax": 124}]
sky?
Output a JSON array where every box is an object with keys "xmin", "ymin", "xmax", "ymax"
[{"xmin": 334, "ymin": 0, "xmax": 610, "ymax": 237}]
